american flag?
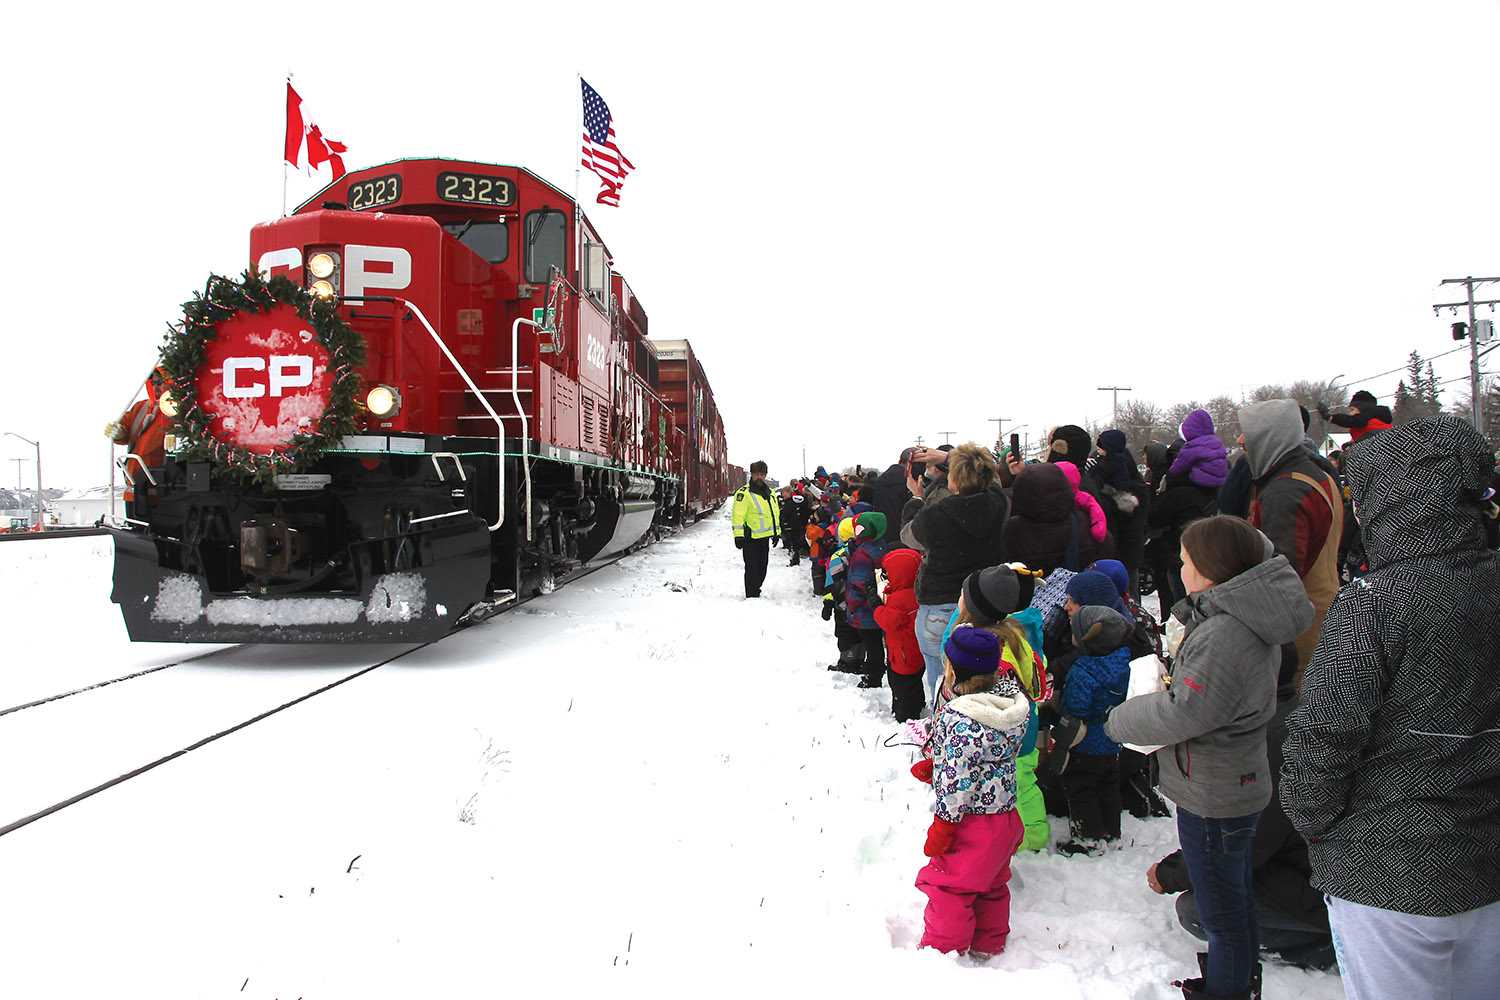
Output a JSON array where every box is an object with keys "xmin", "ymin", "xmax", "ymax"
[{"xmin": 580, "ymin": 78, "xmax": 635, "ymax": 207}]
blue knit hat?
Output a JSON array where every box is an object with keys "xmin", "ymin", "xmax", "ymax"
[
  {"xmin": 1088, "ymin": 560, "xmax": 1130, "ymax": 601},
  {"xmin": 944, "ymin": 625, "xmax": 1001, "ymax": 681},
  {"xmin": 1066, "ymin": 570, "xmax": 1126, "ymax": 615}
]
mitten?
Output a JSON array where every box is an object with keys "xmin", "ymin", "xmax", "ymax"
[
  {"xmin": 820, "ymin": 601, "xmax": 833, "ymax": 621},
  {"xmin": 910, "ymin": 759, "xmax": 934, "ymax": 784},
  {"xmin": 1316, "ymin": 400, "xmax": 1331, "ymax": 420},
  {"xmin": 735, "ymin": 536, "xmax": 745, "ymax": 550},
  {"xmin": 923, "ymin": 816, "xmax": 959, "ymax": 857}
]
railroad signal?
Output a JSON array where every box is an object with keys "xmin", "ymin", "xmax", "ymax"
[{"xmin": 1454, "ymin": 321, "xmax": 1469, "ymax": 341}]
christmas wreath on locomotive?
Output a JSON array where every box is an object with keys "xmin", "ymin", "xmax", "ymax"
[{"xmin": 110, "ymin": 158, "xmax": 733, "ymax": 643}]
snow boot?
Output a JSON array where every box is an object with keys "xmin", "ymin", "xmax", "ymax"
[
  {"xmin": 856, "ymin": 670, "xmax": 884, "ymax": 689},
  {"xmin": 966, "ymin": 950, "xmax": 997, "ymax": 964},
  {"xmin": 827, "ymin": 650, "xmax": 865, "ymax": 673},
  {"xmin": 1172, "ymin": 980, "xmax": 1250, "ymax": 1000},
  {"xmin": 1172, "ymin": 953, "xmax": 1260, "ymax": 1000},
  {"xmin": 1056, "ymin": 838, "xmax": 1105, "ymax": 858}
]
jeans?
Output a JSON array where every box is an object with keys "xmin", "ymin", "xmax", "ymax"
[
  {"xmin": 1328, "ymin": 894, "xmax": 1500, "ymax": 1000},
  {"xmin": 1176, "ymin": 807, "xmax": 1259, "ymax": 996},
  {"xmin": 916, "ymin": 602, "xmax": 958, "ymax": 703}
]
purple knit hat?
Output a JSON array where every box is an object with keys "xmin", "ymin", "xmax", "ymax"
[{"xmin": 944, "ymin": 625, "xmax": 1001, "ymax": 680}]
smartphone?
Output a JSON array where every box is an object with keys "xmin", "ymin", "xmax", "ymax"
[{"xmin": 1010, "ymin": 434, "xmax": 1021, "ymax": 461}]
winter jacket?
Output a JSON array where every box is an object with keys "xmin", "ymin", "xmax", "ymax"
[
  {"xmin": 780, "ymin": 492, "xmax": 812, "ymax": 537},
  {"xmin": 1148, "ymin": 478, "xmax": 1218, "ymax": 549},
  {"xmin": 1062, "ymin": 607, "xmax": 1134, "ymax": 756},
  {"xmin": 868, "ymin": 463, "xmax": 913, "ymax": 548},
  {"xmin": 1104, "ymin": 542, "xmax": 1314, "ymax": 818},
  {"xmin": 731, "ymin": 481, "xmax": 781, "ymax": 540},
  {"xmin": 1003, "ymin": 464, "xmax": 1105, "ymax": 574},
  {"xmin": 844, "ymin": 523, "xmax": 890, "ymax": 630},
  {"xmin": 1218, "ymin": 455, "xmax": 1253, "ymax": 519},
  {"xmin": 873, "ymin": 548, "xmax": 924, "ymax": 675},
  {"xmin": 1091, "ymin": 439, "xmax": 1151, "ymax": 585},
  {"xmin": 1168, "ymin": 409, "xmax": 1230, "ymax": 489},
  {"xmin": 909, "ymin": 487, "xmax": 1009, "ymax": 605},
  {"xmin": 1327, "ymin": 403, "xmax": 1393, "ymax": 443},
  {"xmin": 931, "ymin": 683, "xmax": 1031, "ymax": 823},
  {"xmin": 1241, "ymin": 400, "xmax": 1343, "ymax": 683},
  {"xmin": 898, "ymin": 472, "xmax": 952, "ymax": 550},
  {"xmin": 1282, "ymin": 416, "xmax": 1500, "ymax": 917},
  {"xmin": 1057, "ymin": 461, "xmax": 1109, "ymax": 543}
]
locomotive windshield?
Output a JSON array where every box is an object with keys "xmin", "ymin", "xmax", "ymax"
[
  {"xmin": 525, "ymin": 209, "xmax": 566, "ymax": 283},
  {"xmin": 443, "ymin": 221, "xmax": 509, "ymax": 263}
]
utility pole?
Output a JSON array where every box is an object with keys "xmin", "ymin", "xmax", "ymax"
[
  {"xmin": 1097, "ymin": 386, "xmax": 1131, "ymax": 427},
  {"xmin": 1434, "ymin": 277, "xmax": 1500, "ymax": 432},
  {"xmin": 915, "ymin": 434, "xmax": 925, "ymax": 447},
  {"xmin": 3, "ymin": 433, "xmax": 42, "ymax": 529},
  {"xmin": 802, "ymin": 445, "xmax": 806, "ymax": 479},
  {"xmin": 938, "ymin": 431, "xmax": 955, "ymax": 446},
  {"xmin": 988, "ymin": 417, "xmax": 1010, "ymax": 453}
]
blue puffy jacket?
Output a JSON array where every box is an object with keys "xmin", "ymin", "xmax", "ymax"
[{"xmin": 1062, "ymin": 646, "xmax": 1132, "ymax": 756}]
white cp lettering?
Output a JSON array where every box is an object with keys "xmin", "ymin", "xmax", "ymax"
[
  {"xmin": 344, "ymin": 244, "xmax": 412, "ymax": 298},
  {"xmin": 223, "ymin": 355, "xmax": 314, "ymax": 398}
]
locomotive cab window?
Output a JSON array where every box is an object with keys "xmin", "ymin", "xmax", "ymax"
[
  {"xmin": 524, "ymin": 209, "xmax": 566, "ymax": 283},
  {"xmin": 443, "ymin": 221, "xmax": 509, "ymax": 264}
]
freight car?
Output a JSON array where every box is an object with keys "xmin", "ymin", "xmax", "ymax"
[{"xmin": 110, "ymin": 157, "xmax": 734, "ymax": 643}]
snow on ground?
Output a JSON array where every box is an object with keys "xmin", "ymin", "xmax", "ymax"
[{"xmin": 0, "ymin": 517, "xmax": 1345, "ymax": 998}]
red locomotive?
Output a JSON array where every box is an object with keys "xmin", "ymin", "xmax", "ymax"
[{"xmin": 110, "ymin": 157, "xmax": 735, "ymax": 642}]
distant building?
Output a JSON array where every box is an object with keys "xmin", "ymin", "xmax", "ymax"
[{"xmin": 51, "ymin": 486, "xmax": 125, "ymax": 526}]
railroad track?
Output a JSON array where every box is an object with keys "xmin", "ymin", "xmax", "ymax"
[{"xmin": 0, "ymin": 546, "xmax": 643, "ymax": 841}]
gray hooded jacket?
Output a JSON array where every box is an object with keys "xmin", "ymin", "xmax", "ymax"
[{"xmin": 1105, "ymin": 539, "xmax": 1313, "ymax": 818}]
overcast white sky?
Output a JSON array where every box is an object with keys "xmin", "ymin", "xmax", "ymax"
[{"xmin": 3, "ymin": 0, "xmax": 1499, "ymax": 488}]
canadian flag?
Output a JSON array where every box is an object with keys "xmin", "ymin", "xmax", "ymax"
[{"xmin": 284, "ymin": 82, "xmax": 348, "ymax": 180}]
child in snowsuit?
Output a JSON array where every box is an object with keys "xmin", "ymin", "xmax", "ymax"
[
  {"xmin": 912, "ymin": 626, "xmax": 1030, "ymax": 958},
  {"xmin": 1167, "ymin": 409, "xmax": 1229, "ymax": 489},
  {"xmin": 939, "ymin": 565, "xmax": 1050, "ymax": 852},
  {"xmin": 823, "ymin": 516, "xmax": 864, "ymax": 673},
  {"xmin": 844, "ymin": 511, "xmax": 892, "ymax": 690},
  {"xmin": 1056, "ymin": 461, "xmax": 1109, "ymax": 543},
  {"xmin": 873, "ymin": 547, "xmax": 926, "ymax": 721},
  {"xmin": 806, "ymin": 513, "xmax": 832, "ymax": 597},
  {"xmin": 1056, "ymin": 605, "xmax": 1133, "ymax": 855}
]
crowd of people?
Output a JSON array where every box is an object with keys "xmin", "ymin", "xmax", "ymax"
[{"xmin": 729, "ymin": 396, "xmax": 1500, "ymax": 1000}]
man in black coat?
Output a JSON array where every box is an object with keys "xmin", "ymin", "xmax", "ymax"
[
  {"xmin": 1283, "ymin": 416, "xmax": 1500, "ymax": 1000},
  {"xmin": 779, "ymin": 486, "xmax": 812, "ymax": 565},
  {"xmin": 868, "ymin": 448, "xmax": 916, "ymax": 551}
]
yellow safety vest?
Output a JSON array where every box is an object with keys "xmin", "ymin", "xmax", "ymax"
[{"xmin": 731, "ymin": 485, "xmax": 781, "ymax": 540}]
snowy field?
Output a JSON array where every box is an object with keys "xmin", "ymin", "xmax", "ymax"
[{"xmin": 0, "ymin": 520, "xmax": 1345, "ymax": 998}]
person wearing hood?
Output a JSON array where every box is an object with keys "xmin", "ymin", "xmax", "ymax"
[
  {"xmin": 844, "ymin": 511, "xmax": 892, "ymax": 691},
  {"xmin": 1092, "ymin": 429, "xmax": 1152, "ymax": 597},
  {"xmin": 1056, "ymin": 461, "xmax": 1109, "ymax": 544},
  {"xmin": 1316, "ymin": 389, "xmax": 1392, "ymax": 444},
  {"xmin": 1282, "ymin": 416, "xmax": 1500, "ymax": 1000},
  {"xmin": 779, "ymin": 485, "xmax": 812, "ymax": 566},
  {"xmin": 1169, "ymin": 410, "xmax": 1230, "ymax": 490},
  {"xmin": 868, "ymin": 448, "xmax": 917, "ymax": 551},
  {"xmin": 1055, "ymin": 605, "xmax": 1134, "ymax": 855},
  {"xmin": 1046, "ymin": 425, "xmax": 1100, "ymax": 496},
  {"xmin": 911, "ymin": 627, "xmax": 1031, "ymax": 958},
  {"xmin": 731, "ymin": 461, "xmax": 781, "ymax": 598},
  {"xmin": 822, "ymin": 514, "xmax": 865, "ymax": 674},
  {"xmin": 873, "ymin": 547, "xmax": 926, "ymax": 721},
  {"xmin": 1105, "ymin": 515, "xmax": 1314, "ymax": 1000},
  {"xmin": 1236, "ymin": 399, "xmax": 1343, "ymax": 689},
  {"xmin": 907, "ymin": 444, "xmax": 1010, "ymax": 700},
  {"xmin": 1150, "ymin": 438, "xmax": 1220, "ymax": 612},
  {"xmin": 1003, "ymin": 463, "xmax": 1107, "ymax": 576}
]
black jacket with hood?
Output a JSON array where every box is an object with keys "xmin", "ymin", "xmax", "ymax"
[
  {"xmin": 1003, "ymin": 463, "xmax": 1106, "ymax": 575},
  {"xmin": 1281, "ymin": 416, "xmax": 1500, "ymax": 917},
  {"xmin": 909, "ymin": 487, "xmax": 1008, "ymax": 605},
  {"xmin": 868, "ymin": 463, "xmax": 913, "ymax": 548}
]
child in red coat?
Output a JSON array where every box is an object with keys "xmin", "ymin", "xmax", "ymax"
[{"xmin": 873, "ymin": 547, "xmax": 926, "ymax": 721}]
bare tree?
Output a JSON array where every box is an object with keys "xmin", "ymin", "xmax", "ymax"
[
  {"xmin": 1207, "ymin": 396, "xmax": 1242, "ymax": 443},
  {"xmin": 1248, "ymin": 383, "xmax": 1290, "ymax": 404},
  {"xmin": 1113, "ymin": 398, "xmax": 1164, "ymax": 457},
  {"xmin": 1163, "ymin": 401, "xmax": 1205, "ymax": 439}
]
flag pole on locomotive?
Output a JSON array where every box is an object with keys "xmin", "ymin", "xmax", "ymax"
[{"xmin": 732, "ymin": 461, "xmax": 780, "ymax": 599}]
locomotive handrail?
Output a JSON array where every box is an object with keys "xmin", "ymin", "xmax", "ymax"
[
  {"xmin": 430, "ymin": 452, "xmax": 467, "ymax": 483},
  {"xmin": 341, "ymin": 295, "xmax": 508, "ymax": 534},
  {"xmin": 117, "ymin": 454, "xmax": 157, "ymax": 486},
  {"xmin": 510, "ymin": 317, "xmax": 539, "ymax": 541}
]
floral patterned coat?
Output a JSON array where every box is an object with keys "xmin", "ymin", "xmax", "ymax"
[{"xmin": 931, "ymin": 679, "xmax": 1032, "ymax": 823}]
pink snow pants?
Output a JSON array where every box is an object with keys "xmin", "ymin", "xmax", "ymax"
[{"xmin": 915, "ymin": 810, "xmax": 1025, "ymax": 954}]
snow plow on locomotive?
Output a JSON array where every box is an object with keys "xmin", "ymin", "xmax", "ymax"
[{"xmin": 110, "ymin": 158, "xmax": 734, "ymax": 643}]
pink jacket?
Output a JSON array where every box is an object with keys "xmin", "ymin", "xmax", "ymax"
[{"xmin": 1055, "ymin": 462, "xmax": 1108, "ymax": 543}]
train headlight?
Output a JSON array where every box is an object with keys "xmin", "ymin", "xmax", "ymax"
[
  {"xmin": 366, "ymin": 384, "xmax": 401, "ymax": 418},
  {"xmin": 310, "ymin": 279, "xmax": 337, "ymax": 300},
  {"xmin": 158, "ymin": 391, "xmax": 180, "ymax": 418},
  {"xmin": 307, "ymin": 252, "xmax": 337, "ymax": 279}
]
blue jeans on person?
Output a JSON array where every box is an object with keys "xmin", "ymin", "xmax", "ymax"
[
  {"xmin": 916, "ymin": 602, "xmax": 957, "ymax": 704},
  {"xmin": 1176, "ymin": 807, "xmax": 1260, "ymax": 995}
]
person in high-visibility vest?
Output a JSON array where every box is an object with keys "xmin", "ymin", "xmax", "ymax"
[{"xmin": 731, "ymin": 460, "xmax": 781, "ymax": 598}]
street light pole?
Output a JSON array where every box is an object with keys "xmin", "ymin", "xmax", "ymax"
[
  {"xmin": 1435, "ymin": 277, "xmax": 1500, "ymax": 432},
  {"xmin": 3, "ymin": 432, "xmax": 42, "ymax": 529}
]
